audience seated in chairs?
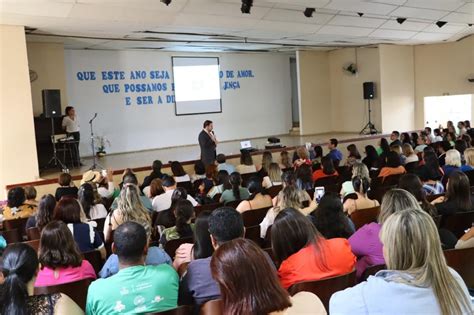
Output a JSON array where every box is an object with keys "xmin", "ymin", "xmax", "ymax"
[
  {"xmin": 87, "ymin": 222, "xmax": 179, "ymax": 314},
  {"xmin": 211, "ymin": 238, "xmax": 326, "ymax": 315},
  {"xmin": 172, "ymin": 211, "xmax": 214, "ymax": 270},
  {"xmin": 24, "ymin": 185, "xmax": 38, "ymax": 208},
  {"xmin": 362, "ymin": 145, "xmax": 379, "ymax": 171},
  {"xmin": 462, "ymin": 147, "xmax": 474, "ymax": 172},
  {"xmin": 236, "ymin": 177, "xmax": 272, "ymax": 213},
  {"xmin": 378, "ymin": 151, "xmax": 406, "ymax": 179},
  {"xmin": 261, "ymin": 186, "xmax": 316, "ymax": 239},
  {"xmin": 160, "ymin": 200, "xmax": 195, "ymax": 247},
  {"xmin": 443, "ymin": 149, "xmax": 462, "ymax": 180},
  {"xmin": 145, "ymin": 177, "xmax": 165, "ymax": 199},
  {"xmin": 348, "ymin": 189, "xmax": 420, "ymax": 279},
  {"xmin": 293, "ymin": 146, "xmax": 312, "ymax": 169},
  {"xmin": 236, "ymin": 150, "xmax": 257, "ymax": 174},
  {"xmin": 140, "ymin": 159, "xmax": 166, "ymax": 192},
  {"xmin": 398, "ymin": 173, "xmax": 437, "ymax": 218},
  {"xmin": 53, "ymin": 198, "xmax": 105, "ymax": 258},
  {"xmin": 340, "ymin": 162, "xmax": 370, "ymax": 199},
  {"xmin": 325, "ymin": 138, "xmax": 343, "ymax": 167},
  {"xmin": 189, "ymin": 160, "xmax": 206, "ymax": 184},
  {"xmin": 402, "ymin": 143, "xmax": 419, "ymax": 165},
  {"xmin": 219, "ymin": 172, "xmax": 250, "ymax": 204},
  {"xmin": 1, "ymin": 243, "xmax": 83, "ymax": 315},
  {"xmin": 99, "ymin": 222, "xmax": 172, "ymax": 278},
  {"xmin": 312, "ymin": 156, "xmax": 339, "ymax": 182},
  {"xmin": 154, "ymin": 187, "xmax": 187, "ymax": 229},
  {"xmin": 262, "ymin": 162, "xmax": 282, "ymax": 188},
  {"xmin": 331, "ymin": 209, "xmax": 473, "ymax": 315},
  {"xmin": 311, "ymin": 194, "xmax": 355, "ymax": 239},
  {"xmin": 343, "ymin": 176, "xmax": 379, "ymax": 215},
  {"xmin": 257, "ymin": 150, "xmax": 273, "ymax": 175},
  {"xmin": 216, "ymin": 153, "xmax": 235, "ymax": 175},
  {"xmin": 104, "ymin": 183, "xmax": 152, "ymax": 243},
  {"xmin": 271, "ymin": 208, "xmax": 356, "ymax": 289},
  {"xmin": 431, "ymin": 171, "xmax": 474, "ymax": 215},
  {"xmin": 171, "ymin": 161, "xmax": 191, "ymax": 183},
  {"xmin": 78, "ymin": 183, "xmax": 107, "ymax": 220},
  {"xmin": 35, "ymin": 221, "xmax": 97, "ymax": 287},
  {"xmin": 273, "ymin": 171, "xmax": 311, "ymax": 206},
  {"xmin": 417, "ymin": 150, "xmax": 445, "ymax": 196},
  {"xmin": 152, "ymin": 176, "xmax": 198, "ymax": 212},
  {"xmin": 295, "ymin": 164, "xmax": 314, "ymax": 190},
  {"xmin": 26, "ymin": 194, "xmax": 56, "ymax": 231},
  {"xmin": 55, "ymin": 172, "xmax": 79, "ymax": 201},
  {"xmin": 179, "ymin": 207, "xmax": 244, "ymax": 306},
  {"xmin": 279, "ymin": 150, "xmax": 292, "ymax": 170},
  {"xmin": 206, "ymin": 170, "xmax": 230, "ymax": 200},
  {"xmin": 111, "ymin": 172, "xmax": 153, "ymax": 211},
  {"xmin": 345, "ymin": 143, "xmax": 361, "ymax": 167},
  {"xmin": 456, "ymin": 227, "xmax": 474, "ymax": 249},
  {"xmin": 2, "ymin": 187, "xmax": 37, "ymax": 220}
]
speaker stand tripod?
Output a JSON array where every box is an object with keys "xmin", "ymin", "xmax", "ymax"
[
  {"xmin": 89, "ymin": 113, "xmax": 103, "ymax": 171},
  {"xmin": 360, "ymin": 99, "xmax": 379, "ymax": 135},
  {"xmin": 44, "ymin": 117, "xmax": 68, "ymax": 172}
]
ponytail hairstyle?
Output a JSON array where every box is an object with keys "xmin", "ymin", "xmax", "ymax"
[
  {"xmin": 174, "ymin": 200, "xmax": 195, "ymax": 238},
  {"xmin": 229, "ymin": 172, "xmax": 242, "ymax": 200},
  {"xmin": 78, "ymin": 182, "xmax": 95, "ymax": 219},
  {"xmin": 0, "ymin": 244, "xmax": 39, "ymax": 315},
  {"xmin": 352, "ymin": 175, "xmax": 369, "ymax": 195}
]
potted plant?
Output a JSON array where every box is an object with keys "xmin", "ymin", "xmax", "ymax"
[{"xmin": 95, "ymin": 136, "xmax": 111, "ymax": 157}]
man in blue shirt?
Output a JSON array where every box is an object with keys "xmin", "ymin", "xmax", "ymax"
[
  {"xmin": 216, "ymin": 154, "xmax": 235, "ymax": 174},
  {"xmin": 326, "ymin": 138, "xmax": 343, "ymax": 166}
]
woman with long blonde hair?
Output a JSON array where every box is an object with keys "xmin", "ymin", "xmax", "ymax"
[
  {"xmin": 331, "ymin": 209, "xmax": 472, "ymax": 315},
  {"xmin": 104, "ymin": 183, "xmax": 151, "ymax": 242}
]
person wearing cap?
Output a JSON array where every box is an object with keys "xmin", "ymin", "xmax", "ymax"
[{"xmin": 152, "ymin": 176, "xmax": 198, "ymax": 212}]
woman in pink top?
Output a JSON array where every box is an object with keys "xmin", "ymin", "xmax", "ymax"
[
  {"xmin": 35, "ymin": 221, "xmax": 96, "ymax": 287},
  {"xmin": 348, "ymin": 189, "xmax": 421, "ymax": 279}
]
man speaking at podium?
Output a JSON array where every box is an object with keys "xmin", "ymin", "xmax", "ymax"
[{"xmin": 198, "ymin": 120, "xmax": 217, "ymax": 166}]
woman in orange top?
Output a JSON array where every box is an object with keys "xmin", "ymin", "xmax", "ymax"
[
  {"xmin": 271, "ymin": 208, "xmax": 356, "ymax": 289},
  {"xmin": 378, "ymin": 151, "xmax": 406, "ymax": 179},
  {"xmin": 312, "ymin": 156, "xmax": 339, "ymax": 182}
]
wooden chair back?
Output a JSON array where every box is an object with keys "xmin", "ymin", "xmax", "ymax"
[
  {"xmin": 26, "ymin": 227, "xmax": 41, "ymax": 240},
  {"xmin": 404, "ymin": 161, "xmax": 419, "ymax": 173},
  {"xmin": 440, "ymin": 211, "xmax": 474, "ymax": 238},
  {"xmin": 3, "ymin": 217, "xmax": 29, "ymax": 239},
  {"xmin": 194, "ymin": 203, "xmax": 223, "ymax": 217},
  {"xmin": 241, "ymin": 172, "xmax": 258, "ymax": 187},
  {"xmin": 224, "ymin": 199, "xmax": 242, "ymax": 208},
  {"xmin": 267, "ymin": 185, "xmax": 283, "ymax": 198},
  {"xmin": 444, "ymin": 247, "xmax": 474, "ymax": 288},
  {"xmin": 381, "ymin": 174, "xmax": 402, "ymax": 186},
  {"xmin": 82, "ymin": 250, "xmax": 104, "ymax": 275},
  {"xmin": 23, "ymin": 239, "xmax": 40, "ymax": 252},
  {"xmin": 288, "ymin": 269, "xmax": 357, "ymax": 311},
  {"xmin": 314, "ymin": 175, "xmax": 339, "ymax": 188},
  {"xmin": 350, "ymin": 206, "xmax": 381, "ymax": 230},
  {"xmin": 242, "ymin": 207, "xmax": 271, "ymax": 227},
  {"xmin": 164, "ymin": 236, "xmax": 194, "ymax": 258},
  {"xmin": 426, "ymin": 193, "xmax": 444, "ymax": 202},
  {"xmin": 244, "ymin": 225, "xmax": 263, "ymax": 247},
  {"xmin": 465, "ymin": 169, "xmax": 474, "ymax": 186},
  {"xmin": 34, "ymin": 278, "xmax": 93, "ymax": 311},
  {"xmin": 199, "ymin": 299, "xmax": 223, "ymax": 315},
  {"xmin": 359, "ymin": 264, "xmax": 386, "ymax": 282},
  {"xmin": 177, "ymin": 181, "xmax": 194, "ymax": 195},
  {"xmin": 0, "ymin": 229, "xmax": 22, "ymax": 244}
]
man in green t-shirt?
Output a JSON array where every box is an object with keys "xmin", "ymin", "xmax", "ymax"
[{"xmin": 86, "ymin": 222, "xmax": 178, "ymax": 314}]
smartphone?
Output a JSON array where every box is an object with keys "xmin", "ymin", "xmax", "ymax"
[{"xmin": 314, "ymin": 186, "xmax": 325, "ymax": 203}]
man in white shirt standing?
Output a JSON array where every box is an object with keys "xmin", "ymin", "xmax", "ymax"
[
  {"xmin": 152, "ymin": 176, "xmax": 198, "ymax": 212},
  {"xmin": 62, "ymin": 106, "xmax": 81, "ymax": 166}
]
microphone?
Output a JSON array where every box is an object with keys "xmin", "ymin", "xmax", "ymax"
[{"xmin": 89, "ymin": 113, "xmax": 98, "ymax": 124}]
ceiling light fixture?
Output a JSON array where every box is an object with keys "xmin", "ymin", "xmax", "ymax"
[
  {"xmin": 468, "ymin": 23, "xmax": 473, "ymax": 27},
  {"xmin": 357, "ymin": 12, "xmax": 364, "ymax": 17},
  {"xmin": 396, "ymin": 17, "xmax": 407, "ymax": 24},
  {"xmin": 304, "ymin": 8, "xmax": 316, "ymax": 18},
  {"xmin": 241, "ymin": 0, "xmax": 253, "ymax": 14},
  {"xmin": 436, "ymin": 21, "xmax": 447, "ymax": 28},
  {"xmin": 160, "ymin": 0, "xmax": 171, "ymax": 5}
]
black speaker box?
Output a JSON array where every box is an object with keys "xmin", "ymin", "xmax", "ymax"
[
  {"xmin": 42, "ymin": 89, "xmax": 61, "ymax": 118},
  {"xmin": 363, "ymin": 82, "xmax": 375, "ymax": 100}
]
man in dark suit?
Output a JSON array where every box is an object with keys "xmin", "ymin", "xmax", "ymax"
[{"xmin": 199, "ymin": 120, "xmax": 217, "ymax": 166}]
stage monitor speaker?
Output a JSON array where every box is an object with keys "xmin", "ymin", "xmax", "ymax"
[
  {"xmin": 42, "ymin": 89, "xmax": 61, "ymax": 118},
  {"xmin": 363, "ymin": 82, "xmax": 375, "ymax": 100}
]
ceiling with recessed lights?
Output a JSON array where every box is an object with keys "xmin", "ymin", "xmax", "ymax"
[{"xmin": 1, "ymin": 0, "xmax": 473, "ymax": 52}]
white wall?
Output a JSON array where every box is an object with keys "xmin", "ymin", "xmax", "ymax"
[
  {"xmin": 0, "ymin": 25, "xmax": 39, "ymax": 198},
  {"xmin": 64, "ymin": 50, "xmax": 292, "ymax": 156},
  {"xmin": 379, "ymin": 45, "xmax": 415, "ymax": 133}
]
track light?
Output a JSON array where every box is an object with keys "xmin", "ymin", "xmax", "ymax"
[
  {"xmin": 160, "ymin": 0, "xmax": 171, "ymax": 5},
  {"xmin": 304, "ymin": 8, "xmax": 315, "ymax": 18},
  {"xmin": 436, "ymin": 21, "xmax": 447, "ymax": 28},
  {"xmin": 241, "ymin": 0, "xmax": 253, "ymax": 14},
  {"xmin": 396, "ymin": 17, "xmax": 406, "ymax": 24},
  {"xmin": 357, "ymin": 12, "xmax": 364, "ymax": 17}
]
